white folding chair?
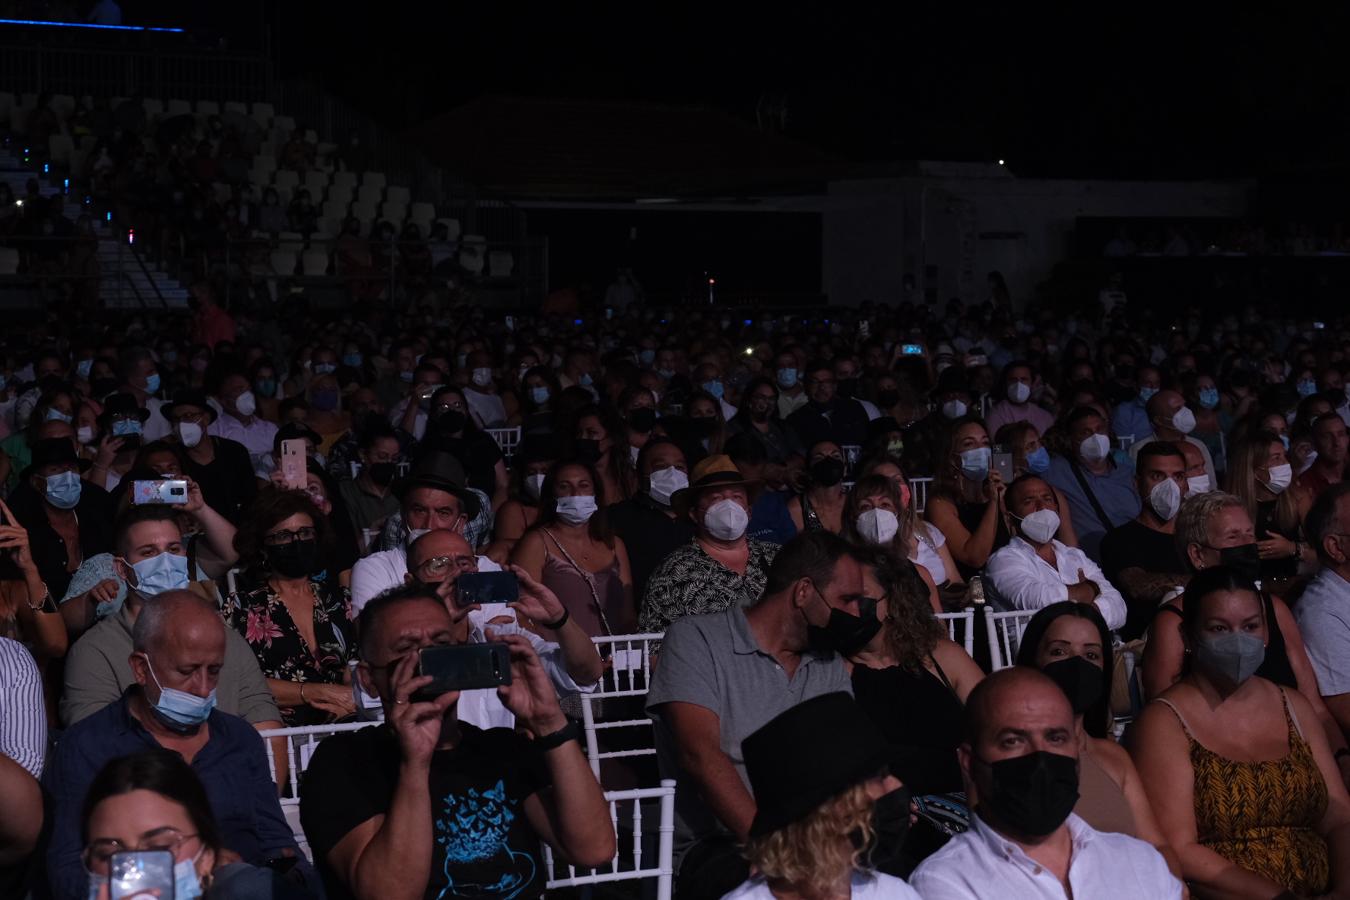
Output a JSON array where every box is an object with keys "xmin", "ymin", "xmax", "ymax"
[
  {"xmin": 257, "ymin": 722, "xmax": 374, "ymax": 858},
  {"xmin": 484, "ymin": 426, "xmax": 522, "ymax": 460},
  {"xmin": 356, "ymin": 183, "xmax": 384, "ymax": 207},
  {"xmin": 143, "ymin": 97, "xmax": 165, "ymax": 120},
  {"xmin": 543, "ymin": 780, "xmax": 676, "ymax": 900},
  {"xmin": 379, "ymin": 200, "xmax": 407, "ymax": 224},
  {"xmin": 985, "ymin": 609, "xmax": 1040, "ymax": 671},
  {"xmin": 409, "ymin": 201, "xmax": 436, "ymax": 232},
  {"xmin": 936, "ymin": 608, "xmax": 976, "ymax": 656},
  {"xmin": 581, "ymin": 634, "xmax": 663, "ymax": 780},
  {"xmin": 273, "ymin": 169, "xmax": 301, "ymax": 194},
  {"xmin": 436, "ymin": 217, "xmax": 462, "ymax": 241},
  {"xmin": 908, "ymin": 476, "xmax": 933, "ymax": 514},
  {"xmin": 303, "ymin": 170, "xmax": 329, "ymax": 198}
]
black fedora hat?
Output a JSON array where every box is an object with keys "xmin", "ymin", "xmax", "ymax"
[
  {"xmin": 392, "ymin": 450, "xmax": 481, "ymax": 521},
  {"xmin": 96, "ymin": 392, "xmax": 151, "ymax": 429},
  {"xmin": 24, "ymin": 437, "xmax": 91, "ymax": 478},
  {"xmin": 742, "ymin": 692, "xmax": 890, "ymax": 838},
  {"xmin": 161, "ymin": 389, "xmax": 218, "ymax": 424}
]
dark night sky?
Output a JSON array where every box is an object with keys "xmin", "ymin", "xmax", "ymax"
[{"xmin": 270, "ymin": 5, "xmax": 1350, "ymax": 181}]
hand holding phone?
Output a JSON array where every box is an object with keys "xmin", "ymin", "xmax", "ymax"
[
  {"xmin": 455, "ymin": 571, "xmax": 519, "ymax": 609},
  {"xmin": 416, "ymin": 643, "xmax": 512, "ymax": 698},
  {"xmin": 131, "ymin": 479, "xmax": 189, "ymax": 505}
]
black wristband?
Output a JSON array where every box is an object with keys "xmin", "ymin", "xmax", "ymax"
[
  {"xmin": 534, "ymin": 719, "xmax": 581, "ymax": 751},
  {"xmin": 541, "ymin": 607, "xmax": 570, "ymax": 631}
]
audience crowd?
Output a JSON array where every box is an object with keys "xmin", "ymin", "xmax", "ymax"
[{"xmin": 5, "ymin": 192, "xmax": 1350, "ymax": 899}]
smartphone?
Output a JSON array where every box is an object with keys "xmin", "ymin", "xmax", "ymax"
[
  {"xmin": 1314, "ymin": 321, "xmax": 1326, "ymax": 330},
  {"xmin": 992, "ymin": 450, "xmax": 1014, "ymax": 484},
  {"xmin": 110, "ymin": 849, "xmax": 174, "ymax": 900},
  {"xmin": 504, "ymin": 315, "xmax": 515, "ymax": 332},
  {"xmin": 416, "ymin": 643, "xmax": 512, "ymax": 698},
  {"xmin": 131, "ymin": 479, "xmax": 189, "ymax": 506},
  {"xmin": 456, "ymin": 571, "xmax": 519, "ymax": 609},
  {"xmin": 280, "ymin": 439, "xmax": 307, "ymax": 490},
  {"xmin": 901, "ymin": 343, "xmax": 924, "ymax": 356}
]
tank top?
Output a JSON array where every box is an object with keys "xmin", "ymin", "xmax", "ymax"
[
  {"xmin": 539, "ymin": 530, "xmax": 636, "ymax": 638},
  {"xmin": 1073, "ymin": 748, "xmax": 1137, "ymax": 837},
  {"xmin": 850, "ymin": 658, "xmax": 965, "ymax": 795},
  {"xmin": 1156, "ymin": 691, "xmax": 1329, "ymax": 895},
  {"xmin": 1155, "ymin": 591, "xmax": 1296, "ymax": 688}
]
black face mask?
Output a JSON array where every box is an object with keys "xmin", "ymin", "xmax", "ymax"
[
  {"xmin": 267, "ymin": 538, "xmax": 321, "ymax": 579},
  {"xmin": 574, "ymin": 438, "xmax": 603, "ymax": 464},
  {"xmin": 1041, "ymin": 656, "xmax": 1105, "ymax": 717},
  {"xmin": 809, "ymin": 457, "xmax": 845, "ymax": 487},
  {"xmin": 626, "ymin": 408, "xmax": 657, "ymax": 433},
  {"xmin": 806, "ymin": 593, "xmax": 882, "ymax": 656},
  {"xmin": 434, "ymin": 410, "xmax": 467, "ymax": 435},
  {"xmin": 854, "ymin": 785, "xmax": 911, "ymax": 874},
  {"xmin": 876, "ymin": 389, "xmax": 900, "ymax": 409},
  {"xmin": 367, "ymin": 461, "xmax": 397, "ymax": 487},
  {"xmin": 977, "ymin": 750, "xmax": 1079, "ymax": 837},
  {"xmin": 1217, "ymin": 542, "xmax": 1261, "ymax": 582}
]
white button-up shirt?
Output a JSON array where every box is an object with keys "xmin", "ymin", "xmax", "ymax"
[
  {"xmin": 985, "ymin": 537, "xmax": 1128, "ymax": 631},
  {"xmin": 910, "ymin": 812, "xmax": 1181, "ymax": 899},
  {"xmin": 209, "ymin": 412, "xmax": 278, "ymax": 464},
  {"xmin": 350, "ymin": 545, "xmax": 501, "ymax": 613}
]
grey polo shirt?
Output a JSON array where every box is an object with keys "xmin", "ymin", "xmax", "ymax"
[
  {"xmin": 61, "ymin": 596, "xmax": 281, "ymax": 728},
  {"xmin": 1295, "ymin": 566, "xmax": 1350, "ymax": 697},
  {"xmin": 646, "ymin": 603, "xmax": 852, "ymax": 865}
]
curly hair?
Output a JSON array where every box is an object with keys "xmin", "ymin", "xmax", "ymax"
[
  {"xmin": 857, "ymin": 546, "xmax": 944, "ymax": 671},
  {"xmin": 841, "ymin": 473, "xmax": 915, "ymax": 556},
  {"xmin": 233, "ymin": 486, "xmax": 332, "ymax": 576},
  {"xmin": 743, "ymin": 781, "xmax": 875, "ymax": 899}
]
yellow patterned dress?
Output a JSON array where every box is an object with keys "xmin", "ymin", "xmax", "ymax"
[{"xmin": 1159, "ymin": 691, "xmax": 1329, "ymax": 895}]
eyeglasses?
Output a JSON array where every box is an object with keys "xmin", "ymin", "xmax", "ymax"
[
  {"xmin": 263, "ymin": 526, "xmax": 317, "ymax": 546},
  {"xmin": 414, "ymin": 555, "xmax": 477, "ymax": 579},
  {"xmin": 84, "ymin": 829, "xmax": 199, "ymax": 875}
]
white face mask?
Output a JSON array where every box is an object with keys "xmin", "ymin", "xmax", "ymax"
[
  {"xmin": 1079, "ymin": 433, "xmax": 1110, "ymax": 463},
  {"xmin": 76, "ymin": 425, "xmax": 94, "ymax": 445},
  {"xmin": 1297, "ymin": 449, "xmax": 1318, "ymax": 475},
  {"xmin": 1187, "ymin": 474, "xmax": 1212, "ymax": 496},
  {"xmin": 234, "ymin": 390, "xmax": 257, "ymax": 417},
  {"xmin": 471, "ymin": 367, "xmax": 494, "ymax": 388},
  {"xmin": 176, "ymin": 421, "xmax": 204, "ymax": 448},
  {"xmin": 1262, "ymin": 462, "xmax": 1293, "ymax": 495},
  {"xmin": 555, "ymin": 494, "xmax": 598, "ymax": 525},
  {"xmin": 1171, "ymin": 406, "xmax": 1196, "ymax": 434},
  {"xmin": 524, "ymin": 472, "xmax": 546, "ymax": 500},
  {"xmin": 941, "ymin": 399, "xmax": 968, "ymax": 420},
  {"xmin": 1006, "ymin": 382, "xmax": 1031, "ymax": 404},
  {"xmin": 702, "ymin": 497, "xmax": 748, "ymax": 541},
  {"xmin": 1148, "ymin": 477, "xmax": 1182, "ymax": 521},
  {"xmin": 647, "ymin": 466, "xmax": 689, "ymax": 507},
  {"xmin": 855, "ymin": 508, "xmax": 899, "ymax": 545},
  {"xmin": 1017, "ymin": 508, "xmax": 1060, "ymax": 544}
]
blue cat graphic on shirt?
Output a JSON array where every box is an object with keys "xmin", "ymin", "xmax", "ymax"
[{"xmin": 434, "ymin": 780, "xmax": 536, "ymax": 899}]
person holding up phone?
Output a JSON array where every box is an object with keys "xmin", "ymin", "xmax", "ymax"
[{"xmin": 300, "ymin": 582, "xmax": 615, "ymax": 900}]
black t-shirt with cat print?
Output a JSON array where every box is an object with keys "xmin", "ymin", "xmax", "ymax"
[{"xmin": 301, "ymin": 721, "xmax": 552, "ymax": 900}]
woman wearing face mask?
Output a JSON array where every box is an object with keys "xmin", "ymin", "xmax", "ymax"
[
  {"xmin": 846, "ymin": 551, "xmax": 983, "ymax": 862},
  {"xmin": 843, "ymin": 472, "xmax": 957, "ymax": 607},
  {"xmin": 1131, "ymin": 566, "xmax": 1350, "ymax": 899},
  {"xmin": 726, "ymin": 376, "xmax": 802, "ymax": 471},
  {"xmin": 422, "ymin": 386, "xmax": 510, "ymax": 512},
  {"xmin": 248, "ymin": 359, "xmax": 282, "ymax": 422},
  {"xmin": 926, "ymin": 417, "xmax": 1010, "ymax": 580},
  {"xmin": 724, "ymin": 693, "xmax": 922, "ymax": 899},
  {"xmin": 510, "ymin": 461, "xmax": 635, "ymax": 638},
  {"xmin": 605, "ymin": 438, "xmax": 697, "ymax": 602},
  {"xmin": 1184, "ymin": 371, "xmax": 1231, "ymax": 474},
  {"xmin": 82, "ymin": 750, "xmax": 313, "ymax": 900},
  {"xmin": 509, "ymin": 365, "xmax": 561, "ymax": 435},
  {"xmin": 995, "ymin": 421, "xmax": 1080, "ymax": 546},
  {"xmin": 619, "ymin": 385, "xmax": 661, "ymax": 459},
  {"xmin": 569, "ymin": 404, "xmax": 636, "ymax": 503},
  {"xmin": 1225, "ymin": 429, "xmax": 1314, "ymax": 588},
  {"xmin": 224, "ymin": 488, "xmax": 356, "ymax": 726},
  {"xmin": 789, "ymin": 440, "xmax": 849, "ymax": 535},
  {"xmin": 85, "ymin": 393, "xmax": 150, "ymax": 493},
  {"xmin": 303, "ymin": 372, "xmax": 349, "ymax": 457},
  {"xmin": 1015, "ymin": 603, "xmax": 1184, "ymax": 881},
  {"xmin": 484, "ymin": 438, "xmax": 558, "ymax": 564},
  {"xmin": 685, "ymin": 389, "xmax": 728, "ymax": 458}
]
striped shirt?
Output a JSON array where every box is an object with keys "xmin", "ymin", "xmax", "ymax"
[{"xmin": 0, "ymin": 636, "xmax": 46, "ymax": 778}]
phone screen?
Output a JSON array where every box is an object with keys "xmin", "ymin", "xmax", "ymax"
[
  {"xmin": 901, "ymin": 344, "xmax": 923, "ymax": 356},
  {"xmin": 455, "ymin": 571, "xmax": 520, "ymax": 608},
  {"xmin": 110, "ymin": 849, "xmax": 175, "ymax": 900}
]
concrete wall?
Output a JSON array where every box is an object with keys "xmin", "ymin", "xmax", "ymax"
[{"xmin": 822, "ymin": 174, "xmax": 1252, "ymax": 308}]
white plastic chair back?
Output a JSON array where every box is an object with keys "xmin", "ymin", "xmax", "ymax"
[
  {"xmin": 437, "ymin": 217, "xmax": 462, "ymax": 240},
  {"xmin": 304, "ymin": 170, "xmax": 329, "ymax": 197},
  {"xmin": 224, "ymin": 100, "xmax": 248, "ymax": 116},
  {"xmin": 273, "ymin": 169, "xmax": 300, "ymax": 193},
  {"xmin": 542, "ymin": 780, "xmax": 675, "ymax": 900},
  {"xmin": 410, "ymin": 202, "xmax": 435, "ymax": 230},
  {"xmin": 257, "ymin": 722, "xmax": 374, "ymax": 857},
  {"xmin": 908, "ymin": 477, "xmax": 933, "ymax": 514},
  {"xmin": 485, "ymin": 426, "xmax": 522, "ymax": 460},
  {"xmin": 936, "ymin": 608, "xmax": 976, "ymax": 656},
  {"xmin": 331, "ymin": 170, "xmax": 358, "ymax": 190},
  {"xmin": 379, "ymin": 200, "xmax": 407, "ymax": 224},
  {"xmin": 581, "ymin": 634, "xmax": 662, "ymax": 779},
  {"xmin": 985, "ymin": 609, "xmax": 1040, "ymax": 671},
  {"xmin": 250, "ymin": 101, "xmax": 275, "ymax": 126},
  {"xmin": 143, "ymin": 97, "xmax": 165, "ymax": 119}
]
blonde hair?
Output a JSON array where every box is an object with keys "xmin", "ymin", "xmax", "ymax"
[
  {"xmin": 744, "ymin": 781, "xmax": 876, "ymax": 900},
  {"xmin": 1224, "ymin": 429, "xmax": 1301, "ymax": 536}
]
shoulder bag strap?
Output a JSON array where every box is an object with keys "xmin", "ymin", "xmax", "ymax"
[{"xmin": 1066, "ymin": 456, "xmax": 1113, "ymax": 528}]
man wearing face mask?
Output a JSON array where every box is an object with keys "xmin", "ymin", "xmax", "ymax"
[
  {"xmin": 337, "ymin": 423, "xmax": 402, "ymax": 543},
  {"xmin": 208, "ymin": 371, "xmax": 277, "ymax": 468},
  {"xmin": 1044, "ymin": 406, "xmax": 1141, "ymax": 563},
  {"xmin": 44, "ymin": 590, "xmax": 303, "ymax": 900},
  {"xmin": 986, "ymin": 476, "xmax": 1127, "ymax": 631},
  {"xmin": 163, "ymin": 390, "xmax": 257, "ymax": 525},
  {"xmin": 606, "ymin": 438, "xmax": 697, "ymax": 600},
  {"xmin": 646, "ymin": 531, "xmax": 871, "ymax": 899},
  {"xmin": 1110, "ymin": 364, "xmax": 1161, "ymax": 447},
  {"xmin": 694, "ymin": 361, "xmax": 739, "ymax": 421},
  {"xmin": 784, "ymin": 361, "xmax": 869, "ymax": 450},
  {"xmin": 640, "ymin": 455, "xmax": 779, "ymax": 633},
  {"xmin": 1128, "ymin": 389, "xmax": 1217, "ymax": 487},
  {"xmin": 726, "ymin": 376, "xmax": 804, "ymax": 471},
  {"xmin": 774, "ymin": 349, "xmax": 809, "ymax": 419},
  {"xmin": 462, "ymin": 350, "xmax": 508, "ymax": 428},
  {"xmin": 910, "ymin": 669, "xmax": 1182, "ymax": 898},
  {"xmin": 117, "ymin": 347, "xmax": 171, "ymax": 442},
  {"xmin": 1100, "ymin": 443, "xmax": 1192, "ymax": 639},
  {"xmin": 985, "ymin": 361, "xmax": 1055, "ymax": 437},
  {"xmin": 390, "ymin": 362, "xmax": 448, "ymax": 441}
]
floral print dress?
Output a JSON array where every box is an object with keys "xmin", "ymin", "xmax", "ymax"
[{"xmin": 224, "ymin": 578, "xmax": 357, "ymax": 726}]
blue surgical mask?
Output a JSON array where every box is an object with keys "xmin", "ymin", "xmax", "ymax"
[
  {"xmin": 1297, "ymin": 379, "xmax": 1317, "ymax": 398},
  {"xmin": 141, "ymin": 654, "xmax": 216, "ymax": 730},
  {"xmin": 1025, "ymin": 446, "xmax": 1051, "ymax": 474},
  {"xmin": 1138, "ymin": 386, "xmax": 1158, "ymax": 404},
  {"xmin": 128, "ymin": 551, "xmax": 190, "ymax": 597},
  {"xmin": 342, "ymin": 352, "xmax": 363, "ymax": 368},
  {"xmin": 1198, "ymin": 387, "xmax": 1220, "ymax": 409},
  {"xmin": 144, "ymin": 372, "xmax": 161, "ymax": 395},
  {"xmin": 959, "ymin": 447, "xmax": 991, "ymax": 480},
  {"xmin": 254, "ymin": 378, "xmax": 277, "ymax": 398},
  {"xmin": 777, "ymin": 368, "xmax": 799, "ymax": 389},
  {"xmin": 702, "ymin": 380, "xmax": 724, "ymax": 399},
  {"xmin": 45, "ymin": 471, "xmax": 82, "ymax": 509},
  {"xmin": 312, "ymin": 363, "xmax": 336, "ymax": 375},
  {"xmin": 399, "ymin": 369, "xmax": 415, "ymax": 383},
  {"xmin": 112, "ymin": 418, "xmax": 142, "ymax": 437},
  {"xmin": 530, "ymin": 386, "xmax": 550, "ymax": 405},
  {"xmin": 76, "ymin": 358, "xmax": 93, "ymax": 379},
  {"xmin": 45, "ymin": 407, "xmax": 73, "ymax": 424}
]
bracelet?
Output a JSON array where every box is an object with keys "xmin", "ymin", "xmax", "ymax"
[
  {"xmin": 540, "ymin": 607, "xmax": 570, "ymax": 631},
  {"xmin": 27, "ymin": 584, "xmax": 54, "ymax": 613},
  {"xmin": 533, "ymin": 719, "xmax": 581, "ymax": 751},
  {"xmin": 299, "ymin": 683, "xmax": 308, "ymax": 705}
]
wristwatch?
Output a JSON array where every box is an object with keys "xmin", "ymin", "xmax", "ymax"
[{"xmin": 534, "ymin": 719, "xmax": 581, "ymax": 751}]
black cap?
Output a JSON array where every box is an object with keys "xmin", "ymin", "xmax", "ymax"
[
  {"xmin": 161, "ymin": 389, "xmax": 218, "ymax": 424},
  {"xmin": 743, "ymin": 693, "xmax": 890, "ymax": 838},
  {"xmin": 24, "ymin": 437, "xmax": 90, "ymax": 477},
  {"xmin": 392, "ymin": 450, "xmax": 481, "ymax": 520}
]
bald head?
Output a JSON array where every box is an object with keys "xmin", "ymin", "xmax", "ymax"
[
  {"xmin": 963, "ymin": 667, "xmax": 1075, "ymax": 748},
  {"xmin": 408, "ymin": 529, "xmax": 474, "ymax": 571},
  {"xmin": 1147, "ymin": 389, "xmax": 1183, "ymax": 425},
  {"xmin": 129, "ymin": 590, "xmax": 226, "ymax": 708},
  {"xmin": 132, "ymin": 590, "xmax": 224, "ymax": 655}
]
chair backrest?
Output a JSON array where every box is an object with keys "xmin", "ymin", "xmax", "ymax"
[
  {"xmin": 936, "ymin": 608, "xmax": 976, "ymax": 656},
  {"xmin": 272, "ymin": 114, "xmax": 297, "ymax": 136},
  {"xmin": 484, "ymin": 426, "xmax": 522, "ymax": 461},
  {"xmin": 273, "ymin": 169, "xmax": 300, "ymax": 192},
  {"xmin": 985, "ymin": 609, "xmax": 1040, "ymax": 671},
  {"xmin": 542, "ymin": 780, "xmax": 675, "ymax": 900},
  {"xmin": 166, "ymin": 98, "xmax": 191, "ymax": 118},
  {"xmin": 304, "ymin": 170, "xmax": 329, "ymax": 196},
  {"xmin": 143, "ymin": 97, "xmax": 165, "ymax": 118},
  {"xmin": 908, "ymin": 476, "xmax": 933, "ymax": 514},
  {"xmin": 409, "ymin": 201, "xmax": 436, "ymax": 228},
  {"xmin": 250, "ymin": 101, "xmax": 275, "ymax": 125},
  {"xmin": 379, "ymin": 200, "xmax": 407, "ymax": 223},
  {"xmin": 436, "ymin": 217, "xmax": 462, "ymax": 240},
  {"xmin": 224, "ymin": 100, "xmax": 248, "ymax": 116},
  {"xmin": 580, "ymin": 634, "xmax": 663, "ymax": 779},
  {"xmin": 257, "ymin": 722, "xmax": 375, "ymax": 857}
]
